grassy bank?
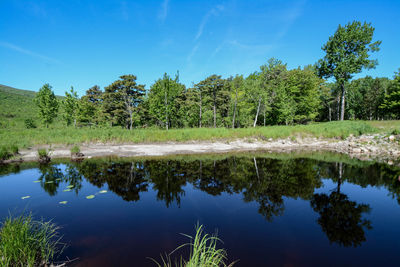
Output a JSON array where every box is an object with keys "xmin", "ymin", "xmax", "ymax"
[
  {"xmin": 0, "ymin": 213, "xmax": 64, "ymax": 267},
  {"xmin": 0, "ymin": 120, "xmax": 399, "ymax": 149}
]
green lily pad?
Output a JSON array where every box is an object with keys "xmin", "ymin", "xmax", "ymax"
[
  {"xmin": 21, "ymin": 196, "xmax": 30, "ymax": 200},
  {"xmin": 56, "ymin": 178, "xmax": 62, "ymax": 181},
  {"xmin": 59, "ymin": 201, "xmax": 68, "ymax": 205},
  {"xmin": 63, "ymin": 189, "xmax": 72, "ymax": 192},
  {"xmin": 33, "ymin": 180, "xmax": 41, "ymax": 183},
  {"xmin": 45, "ymin": 181, "xmax": 54, "ymax": 184},
  {"xmin": 66, "ymin": 185, "xmax": 74, "ymax": 188},
  {"xmin": 86, "ymin": 195, "xmax": 95, "ymax": 200},
  {"xmin": 99, "ymin": 190, "xmax": 107, "ymax": 194}
]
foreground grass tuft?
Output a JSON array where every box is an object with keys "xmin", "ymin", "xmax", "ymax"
[
  {"xmin": 152, "ymin": 224, "xmax": 235, "ymax": 267},
  {"xmin": 0, "ymin": 213, "xmax": 64, "ymax": 267}
]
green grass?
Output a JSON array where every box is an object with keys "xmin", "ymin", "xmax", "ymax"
[
  {"xmin": 0, "ymin": 120, "xmax": 398, "ymax": 149},
  {"xmin": 151, "ymin": 224, "xmax": 235, "ymax": 267},
  {"xmin": 0, "ymin": 213, "xmax": 64, "ymax": 267}
]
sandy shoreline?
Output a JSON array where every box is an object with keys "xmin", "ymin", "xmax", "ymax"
[{"xmin": 12, "ymin": 134, "xmax": 400, "ymax": 164}]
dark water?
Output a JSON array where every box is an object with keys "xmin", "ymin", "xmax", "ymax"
[{"xmin": 1, "ymin": 153, "xmax": 400, "ymax": 266}]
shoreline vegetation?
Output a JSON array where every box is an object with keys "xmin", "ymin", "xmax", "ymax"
[
  {"xmin": 0, "ymin": 213, "xmax": 65, "ymax": 267},
  {"xmin": 0, "ymin": 121, "xmax": 399, "ymax": 165}
]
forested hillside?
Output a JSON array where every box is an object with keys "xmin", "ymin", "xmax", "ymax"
[{"xmin": 0, "ymin": 84, "xmax": 62, "ymax": 129}]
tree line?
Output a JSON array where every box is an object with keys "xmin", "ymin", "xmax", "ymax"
[{"xmin": 33, "ymin": 21, "xmax": 400, "ymax": 129}]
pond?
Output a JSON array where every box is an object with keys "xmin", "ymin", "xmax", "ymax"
[{"xmin": 0, "ymin": 152, "xmax": 400, "ymax": 266}]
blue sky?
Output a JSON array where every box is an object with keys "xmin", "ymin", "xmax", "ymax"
[{"xmin": 1, "ymin": 0, "xmax": 399, "ymax": 96}]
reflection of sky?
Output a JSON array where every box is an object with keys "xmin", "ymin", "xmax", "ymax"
[{"xmin": 0, "ymin": 162, "xmax": 399, "ymax": 266}]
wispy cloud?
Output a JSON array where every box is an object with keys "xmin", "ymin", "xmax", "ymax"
[
  {"xmin": 0, "ymin": 41, "xmax": 60, "ymax": 64},
  {"xmin": 195, "ymin": 5, "xmax": 224, "ymax": 41},
  {"xmin": 275, "ymin": 0, "xmax": 305, "ymax": 40},
  {"xmin": 187, "ymin": 44, "xmax": 200, "ymax": 62},
  {"xmin": 158, "ymin": 0, "xmax": 169, "ymax": 22},
  {"xmin": 120, "ymin": 1, "xmax": 129, "ymax": 21}
]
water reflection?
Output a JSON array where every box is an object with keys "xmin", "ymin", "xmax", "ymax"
[{"xmin": 4, "ymin": 155, "xmax": 400, "ymax": 248}]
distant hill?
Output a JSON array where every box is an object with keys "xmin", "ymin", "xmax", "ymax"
[{"xmin": 0, "ymin": 84, "xmax": 62, "ymax": 129}]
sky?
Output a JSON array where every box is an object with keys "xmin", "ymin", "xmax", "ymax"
[{"xmin": 1, "ymin": 0, "xmax": 399, "ymax": 96}]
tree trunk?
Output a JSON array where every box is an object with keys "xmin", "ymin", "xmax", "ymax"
[
  {"xmin": 253, "ymin": 97, "xmax": 261, "ymax": 127},
  {"xmin": 199, "ymin": 90, "xmax": 202, "ymax": 128},
  {"xmin": 328, "ymin": 106, "xmax": 332, "ymax": 122},
  {"xmin": 232, "ymin": 86, "xmax": 238, "ymax": 129},
  {"xmin": 263, "ymin": 108, "xmax": 266, "ymax": 127},
  {"xmin": 165, "ymin": 89, "xmax": 168, "ymax": 130},
  {"xmin": 336, "ymin": 95, "xmax": 340, "ymax": 121},
  {"xmin": 340, "ymin": 83, "xmax": 346, "ymax": 121},
  {"xmin": 213, "ymin": 89, "xmax": 216, "ymax": 128},
  {"xmin": 129, "ymin": 112, "xmax": 133, "ymax": 130}
]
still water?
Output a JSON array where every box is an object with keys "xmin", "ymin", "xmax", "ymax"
[{"xmin": 0, "ymin": 153, "xmax": 399, "ymax": 266}]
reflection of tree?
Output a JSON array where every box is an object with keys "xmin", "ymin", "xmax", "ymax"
[
  {"xmin": 146, "ymin": 160, "xmax": 187, "ymax": 207},
  {"xmin": 64, "ymin": 164, "xmax": 83, "ymax": 194},
  {"xmin": 78, "ymin": 161, "xmax": 148, "ymax": 202},
  {"xmin": 38, "ymin": 164, "xmax": 64, "ymax": 196},
  {"xmin": 311, "ymin": 163, "xmax": 372, "ymax": 247},
  {"xmin": 242, "ymin": 158, "xmax": 322, "ymax": 221},
  {"xmin": 311, "ymin": 192, "xmax": 371, "ymax": 247}
]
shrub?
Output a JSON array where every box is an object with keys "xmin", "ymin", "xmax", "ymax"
[
  {"xmin": 0, "ymin": 213, "xmax": 65, "ymax": 267},
  {"xmin": 24, "ymin": 119, "xmax": 37, "ymax": 129},
  {"xmin": 0, "ymin": 147, "xmax": 11, "ymax": 161},
  {"xmin": 70, "ymin": 145, "xmax": 80, "ymax": 154},
  {"xmin": 391, "ymin": 129, "xmax": 400, "ymax": 135},
  {"xmin": 37, "ymin": 149, "xmax": 51, "ymax": 163}
]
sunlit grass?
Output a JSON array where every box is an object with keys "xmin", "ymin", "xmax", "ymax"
[
  {"xmin": 151, "ymin": 224, "xmax": 235, "ymax": 267},
  {"xmin": 1, "ymin": 120, "xmax": 397, "ymax": 149},
  {"xmin": 0, "ymin": 213, "xmax": 64, "ymax": 267}
]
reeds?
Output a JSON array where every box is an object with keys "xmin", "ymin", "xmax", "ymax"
[
  {"xmin": 152, "ymin": 224, "xmax": 235, "ymax": 267},
  {"xmin": 0, "ymin": 213, "xmax": 64, "ymax": 267}
]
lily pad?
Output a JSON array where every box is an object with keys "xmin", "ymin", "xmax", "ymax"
[
  {"xmin": 66, "ymin": 185, "xmax": 74, "ymax": 188},
  {"xmin": 86, "ymin": 195, "xmax": 95, "ymax": 200},
  {"xmin": 63, "ymin": 189, "xmax": 72, "ymax": 192},
  {"xmin": 45, "ymin": 181, "xmax": 54, "ymax": 184},
  {"xmin": 99, "ymin": 190, "xmax": 107, "ymax": 194},
  {"xmin": 59, "ymin": 201, "xmax": 68, "ymax": 205},
  {"xmin": 56, "ymin": 178, "xmax": 62, "ymax": 181},
  {"xmin": 21, "ymin": 196, "xmax": 30, "ymax": 200},
  {"xmin": 33, "ymin": 180, "xmax": 41, "ymax": 183}
]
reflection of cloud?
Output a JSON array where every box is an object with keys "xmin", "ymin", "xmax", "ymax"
[
  {"xmin": 195, "ymin": 5, "xmax": 224, "ymax": 41},
  {"xmin": 158, "ymin": 0, "xmax": 169, "ymax": 22},
  {"xmin": 0, "ymin": 41, "xmax": 60, "ymax": 64}
]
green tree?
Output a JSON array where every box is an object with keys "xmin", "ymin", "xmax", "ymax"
[
  {"xmin": 380, "ymin": 70, "xmax": 400, "ymax": 119},
  {"xmin": 257, "ymin": 58, "xmax": 287, "ymax": 126},
  {"xmin": 78, "ymin": 85, "xmax": 103, "ymax": 126},
  {"xmin": 195, "ymin": 75, "xmax": 228, "ymax": 128},
  {"xmin": 148, "ymin": 72, "xmax": 185, "ymax": 130},
  {"xmin": 34, "ymin": 83, "xmax": 59, "ymax": 127},
  {"xmin": 317, "ymin": 21, "xmax": 381, "ymax": 120},
  {"xmin": 103, "ymin": 75, "xmax": 145, "ymax": 129},
  {"xmin": 229, "ymin": 75, "xmax": 244, "ymax": 128},
  {"xmin": 286, "ymin": 66, "xmax": 323, "ymax": 123},
  {"xmin": 62, "ymin": 86, "xmax": 79, "ymax": 127}
]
